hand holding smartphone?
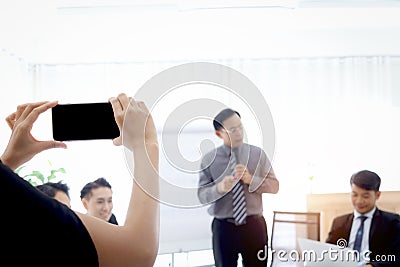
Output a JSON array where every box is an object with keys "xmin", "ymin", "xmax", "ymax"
[{"xmin": 52, "ymin": 102, "xmax": 119, "ymax": 141}]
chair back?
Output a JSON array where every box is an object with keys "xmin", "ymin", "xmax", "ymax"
[{"xmin": 270, "ymin": 211, "xmax": 320, "ymax": 267}]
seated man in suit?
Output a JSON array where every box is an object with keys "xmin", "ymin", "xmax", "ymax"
[{"xmin": 326, "ymin": 170, "xmax": 399, "ymax": 267}]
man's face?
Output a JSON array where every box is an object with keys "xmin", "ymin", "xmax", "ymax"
[
  {"xmin": 54, "ymin": 191, "xmax": 71, "ymax": 208},
  {"xmin": 216, "ymin": 114, "xmax": 244, "ymax": 148},
  {"xmin": 83, "ymin": 187, "xmax": 114, "ymax": 221},
  {"xmin": 351, "ymin": 183, "xmax": 380, "ymax": 214}
]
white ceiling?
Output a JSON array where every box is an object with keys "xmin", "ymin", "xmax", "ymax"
[
  {"xmin": 1, "ymin": 0, "xmax": 400, "ymax": 64},
  {"xmin": 55, "ymin": 0, "xmax": 400, "ymax": 9}
]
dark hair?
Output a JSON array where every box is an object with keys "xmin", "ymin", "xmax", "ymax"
[
  {"xmin": 37, "ymin": 181, "xmax": 70, "ymax": 198},
  {"xmin": 80, "ymin": 177, "xmax": 112, "ymax": 200},
  {"xmin": 213, "ymin": 108, "xmax": 241, "ymax": 131},
  {"xmin": 350, "ymin": 170, "xmax": 381, "ymax": 191}
]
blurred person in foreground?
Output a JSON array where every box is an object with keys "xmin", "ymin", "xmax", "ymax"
[{"xmin": 0, "ymin": 93, "xmax": 159, "ymax": 266}]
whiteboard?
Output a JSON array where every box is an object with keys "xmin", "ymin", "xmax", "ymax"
[{"xmin": 157, "ymin": 129, "xmax": 221, "ymax": 254}]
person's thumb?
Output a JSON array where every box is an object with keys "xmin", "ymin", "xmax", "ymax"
[
  {"xmin": 38, "ymin": 140, "xmax": 67, "ymax": 152},
  {"xmin": 113, "ymin": 136, "xmax": 122, "ymax": 146}
]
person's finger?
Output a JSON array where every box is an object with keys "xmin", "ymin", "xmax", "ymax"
[
  {"xmin": 138, "ymin": 101, "xmax": 156, "ymax": 128},
  {"xmin": 16, "ymin": 101, "xmax": 50, "ymax": 122},
  {"xmin": 5, "ymin": 112, "xmax": 16, "ymax": 130},
  {"xmin": 228, "ymin": 175, "xmax": 237, "ymax": 181},
  {"xmin": 109, "ymin": 97, "xmax": 123, "ymax": 114},
  {"xmin": 127, "ymin": 96, "xmax": 140, "ymax": 110},
  {"xmin": 136, "ymin": 100, "xmax": 148, "ymax": 110},
  {"xmin": 267, "ymin": 172, "xmax": 276, "ymax": 179},
  {"xmin": 22, "ymin": 101, "xmax": 58, "ymax": 127},
  {"xmin": 117, "ymin": 93, "xmax": 130, "ymax": 110},
  {"xmin": 15, "ymin": 104, "xmax": 28, "ymax": 122},
  {"xmin": 234, "ymin": 165, "xmax": 243, "ymax": 172},
  {"xmin": 110, "ymin": 97, "xmax": 125, "ymax": 134}
]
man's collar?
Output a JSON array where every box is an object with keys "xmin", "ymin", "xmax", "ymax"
[
  {"xmin": 354, "ymin": 206, "xmax": 376, "ymax": 219},
  {"xmin": 222, "ymin": 144, "xmax": 244, "ymax": 155}
]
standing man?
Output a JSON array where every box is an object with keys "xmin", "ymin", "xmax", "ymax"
[
  {"xmin": 326, "ymin": 170, "xmax": 400, "ymax": 266},
  {"xmin": 198, "ymin": 108, "xmax": 279, "ymax": 267},
  {"xmin": 80, "ymin": 177, "xmax": 119, "ymax": 225}
]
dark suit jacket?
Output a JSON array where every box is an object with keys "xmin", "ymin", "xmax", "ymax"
[
  {"xmin": 108, "ymin": 213, "xmax": 119, "ymax": 225},
  {"xmin": 326, "ymin": 208, "xmax": 400, "ymax": 267}
]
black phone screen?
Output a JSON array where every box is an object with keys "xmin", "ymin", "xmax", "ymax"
[{"xmin": 52, "ymin": 102, "xmax": 119, "ymax": 141}]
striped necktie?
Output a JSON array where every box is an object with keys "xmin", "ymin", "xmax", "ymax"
[{"xmin": 231, "ymin": 148, "xmax": 247, "ymax": 225}]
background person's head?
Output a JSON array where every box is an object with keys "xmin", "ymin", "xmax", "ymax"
[
  {"xmin": 213, "ymin": 108, "xmax": 243, "ymax": 148},
  {"xmin": 80, "ymin": 177, "xmax": 114, "ymax": 222},
  {"xmin": 36, "ymin": 181, "xmax": 71, "ymax": 208},
  {"xmin": 350, "ymin": 170, "xmax": 381, "ymax": 214}
]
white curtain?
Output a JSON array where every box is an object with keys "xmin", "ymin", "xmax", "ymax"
[
  {"xmin": 33, "ymin": 56, "xmax": 399, "ymax": 185},
  {"xmin": 0, "ymin": 48, "xmax": 32, "ymax": 152}
]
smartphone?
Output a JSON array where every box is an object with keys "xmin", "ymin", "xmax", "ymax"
[{"xmin": 52, "ymin": 102, "xmax": 119, "ymax": 141}]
